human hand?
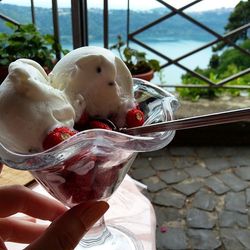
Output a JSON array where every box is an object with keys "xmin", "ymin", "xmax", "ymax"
[
  {"xmin": 24, "ymin": 199, "xmax": 109, "ymax": 250},
  {"xmin": 0, "ymin": 166, "xmax": 109, "ymax": 250}
]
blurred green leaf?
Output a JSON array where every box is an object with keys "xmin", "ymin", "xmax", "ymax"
[
  {"xmin": 0, "ymin": 22, "xmax": 68, "ymax": 70},
  {"xmin": 110, "ymin": 35, "xmax": 161, "ymax": 75},
  {"xmin": 178, "ymin": 39, "xmax": 250, "ymax": 100}
]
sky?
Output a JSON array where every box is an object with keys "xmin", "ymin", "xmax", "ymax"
[{"xmin": 1, "ymin": 0, "xmax": 243, "ymax": 11}]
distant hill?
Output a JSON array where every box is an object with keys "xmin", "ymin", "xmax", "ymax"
[{"xmin": 0, "ymin": 3, "xmax": 232, "ymax": 44}]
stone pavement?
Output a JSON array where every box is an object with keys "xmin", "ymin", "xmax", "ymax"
[{"xmin": 129, "ymin": 146, "xmax": 250, "ymax": 250}]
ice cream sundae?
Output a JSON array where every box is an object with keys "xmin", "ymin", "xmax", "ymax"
[
  {"xmin": 0, "ymin": 46, "xmax": 149, "ymax": 206},
  {"xmin": 0, "ymin": 46, "xmax": 144, "ymax": 154},
  {"xmin": 0, "ymin": 46, "xmax": 177, "ymax": 249}
]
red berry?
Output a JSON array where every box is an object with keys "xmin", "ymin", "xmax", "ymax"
[
  {"xmin": 96, "ymin": 167, "xmax": 119, "ymax": 187},
  {"xmin": 89, "ymin": 120, "xmax": 112, "ymax": 130},
  {"xmin": 43, "ymin": 127, "xmax": 77, "ymax": 150},
  {"xmin": 64, "ymin": 165, "xmax": 97, "ymax": 203},
  {"xmin": 77, "ymin": 111, "xmax": 89, "ymax": 126},
  {"xmin": 126, "ymin": 108, "xmax": 144, "ymax": 128}
]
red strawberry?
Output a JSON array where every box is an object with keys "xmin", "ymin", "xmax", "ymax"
[
  {"xmin": 64, "ymin": 165, "xmax": 97, "ymax": 203},
  {"xmin": 126, "ymin": 108, "xmax": 144, "ymax": 128},
  {"xmin": 74, "ymin": 112, "xmax": 90, "ymax": 131},
  {"xmin": 96, "ymin": 167, "xmax": 119, "ymax": 187},
  {"xmin": 77, "ymin": 111, "xmax": 89, "ymax": 126},
  {"xmin": 91, "ymin": 164, "xmax": 121, "ymax": 200},
  {"xmin": 89, "ymin": 120, "xmax": 112, "ymax": 130},
  {"xmin": 43, "ymin": 127, "xmax": 77, "ymax": 150}
]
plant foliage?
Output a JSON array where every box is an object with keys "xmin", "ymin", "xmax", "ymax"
[
  {"xmin": 213, "ymin": 0, "xmax": 250, "ymax": 51},
  {"xmin": 178, "ymin": 39, "xmax": 250, "ymax": 101},
  {"xmin": 178, "ymin": 0, "xmax": 250, "ymax": 101},
  {"xmin": 110, "ymin": 35, "xmax": 161, "ymax": 75},
  {"xmin": 0, "ymin": 22, "xmax": 68, "ymax": 70}
]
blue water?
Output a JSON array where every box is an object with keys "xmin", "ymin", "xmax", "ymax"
[{"xmin": 63, "ymin": 40, "xmax": 212, "ymax": 85}]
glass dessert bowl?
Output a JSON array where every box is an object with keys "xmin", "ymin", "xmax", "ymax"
[{"xmin": 0, "ymin": 79, "xmax": 179, "ymax": 250}]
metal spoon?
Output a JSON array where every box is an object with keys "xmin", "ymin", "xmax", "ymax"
[{"xmin": 120, "ymin": 107, "xmax": 250, "ymax": 135}]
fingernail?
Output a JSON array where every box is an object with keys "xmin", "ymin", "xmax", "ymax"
[{"xmin": 79, "ymin": 201, "xmax": 109, "ymax": 231}]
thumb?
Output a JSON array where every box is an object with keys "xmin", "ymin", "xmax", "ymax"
[{"xmin": 24, "ymin": 201, "xmax": 109, "ymax": 250}]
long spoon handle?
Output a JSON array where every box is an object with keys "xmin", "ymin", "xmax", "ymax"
[{"xmin": 120, "ymin": 107, "xmax": 250, "ymax": 135}]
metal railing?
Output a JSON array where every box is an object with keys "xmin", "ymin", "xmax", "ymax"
[
  {"xmin": 0, "ymin": 0, "xmax": 249, "ymax": 89},
  {"xmin": 127, "ymin": 0, "xmax": 250, "ymax": 89}
]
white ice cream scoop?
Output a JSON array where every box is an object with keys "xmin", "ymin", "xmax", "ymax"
[
  {"xmin": 0, "ymin": 47, "xmax": 135, "ymax": 153},
  {"xmin": 49, "ymin": 46, "xmax": 135, "ymax": 126},
  {"xmin": 0, "ymin": 59, "xmax": 75, "ymax": 153}
]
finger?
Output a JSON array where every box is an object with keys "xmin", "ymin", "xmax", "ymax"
[
  {"xmin": 0, "ymin": 185, "xmax": 66, "ymax": 220},
  {"xmin": 0, "ymin": 217, "xmax": 47, "ymax": 243},
  {"xmin": 11, "ymin": 215, "xmax": 36, "ymax": 223},
  {"xmin": 25, "ymin": 201, "xmax": 109, "ymax": 250}
]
